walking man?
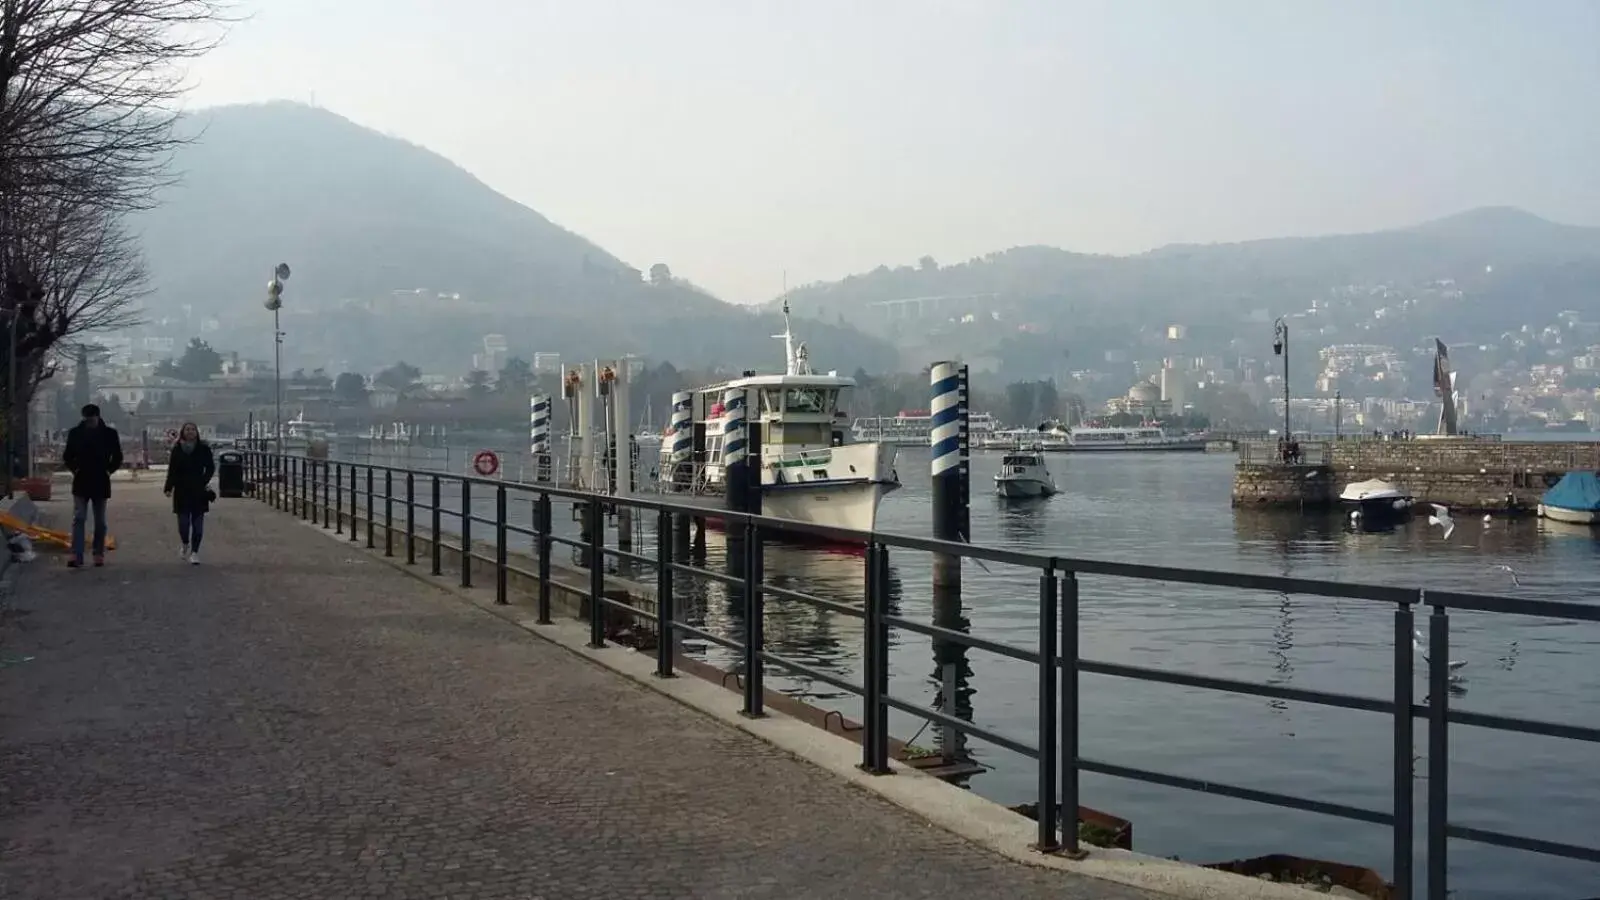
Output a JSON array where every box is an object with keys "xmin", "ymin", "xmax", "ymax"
[{"xmin": 62, "ymin": 403, "xmax": 122, "ymax": 568}]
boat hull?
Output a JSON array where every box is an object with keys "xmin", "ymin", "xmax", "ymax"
[
  {"xmin": 1538, "ymin": 504, "xmax": 1599, "ymax": 525},
  {"xmin": 995, "ymin": 477, "xmax": 1055, "ymax": 499},
  {"xmin": 1044, "ymin": 440, "xmax": 1209, "ymax": 452},
  {"xmin": 760, "ymin": 480, "xmax": 896, "ymax": 533}
]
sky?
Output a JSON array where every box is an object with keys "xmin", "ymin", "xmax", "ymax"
[{"xmin": 184, "ymin": 0, "xmax": 1600, "ymax": 304}]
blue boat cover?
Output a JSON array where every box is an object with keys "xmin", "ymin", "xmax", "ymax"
[{"xmin": 1541, "ymin": 471, "xmax": 1600, "ymax": 512}]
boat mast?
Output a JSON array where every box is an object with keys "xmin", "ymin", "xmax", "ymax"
[{"xmin": 773, "ymin": 300, "xmax": 811, "ymax": 376}]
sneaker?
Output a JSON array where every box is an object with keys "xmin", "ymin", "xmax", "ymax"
[
  {"xmin": 92, "ymin": 554, "xmax": 105, "ymax": 567},
  {"xmin": 188, "ymin": 551, "xmax": 200, "ymax": 566},
  {"xmin": 67, "ymin": 557, "xmax": 83, "ymax": 569},
  {"xmin": 179, "ymin": 543, "xmax": 189, "ymax": 561}
]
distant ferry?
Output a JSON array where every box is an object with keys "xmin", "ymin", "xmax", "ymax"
[
  {"xmin": 985, "ymin": 424, "xmax": 1208, "ymax": 452},
  {"xmin": 850, "ymin": 409, "xmax": 1000, "ymax": 445}
]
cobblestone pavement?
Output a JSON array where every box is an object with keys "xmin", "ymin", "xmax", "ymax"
[{"xmin": 0, "ymin": 483, "xmax": 1158, "ymax": 900}]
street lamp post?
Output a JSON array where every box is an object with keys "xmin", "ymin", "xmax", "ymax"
[
  {"xmin": 1334, "ymin": 389, "xmax": 1342, "ymax": 441},
  {"xmin": 1272, "ymin": 317, "xmax": 1290, "ymax": 441},
  {"xmin": 5, "ymin": 310, "xmax": 18, "ymax": 496},
  {"xmin": 265, "ymin": 263, "xmax": 291, "ymax": 451}
]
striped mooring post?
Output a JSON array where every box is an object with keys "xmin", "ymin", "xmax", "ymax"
[
  {"xmin": 669, "ymin": 390, "xmax": 693, "ymax": 490},
  {"xmin": 721, "ymin": 387, "xmax": 750, "ymax": 515},
  {"xmin": 930, "ymin": 360, "xmax": 970, "ymax": 760},
  {"xmin": 529, "ymin": 394, "xmax": 552, "ymax": 482}
]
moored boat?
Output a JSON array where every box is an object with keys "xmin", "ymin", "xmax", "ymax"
[
  {"xmin": 1339, "ymin": 478, "xmax": 1414, "ymax": 521},
  {"xmin": 1537, "ymin": 471, "xmax": 1600, "ymax": 525}
]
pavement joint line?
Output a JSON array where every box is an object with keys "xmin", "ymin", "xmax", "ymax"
[{"xmin": 285, "ymin": 504, "xmax": 1338, "ymax": 900}]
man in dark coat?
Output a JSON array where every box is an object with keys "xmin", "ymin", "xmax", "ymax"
[{"xmin": 62, "ymin": 403, "xmax": 123, "ymax": 567}]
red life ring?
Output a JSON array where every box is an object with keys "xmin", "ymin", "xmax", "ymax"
[{"xmin": 473, "ymin": 450, "xmax": 500, "ymax": 477}]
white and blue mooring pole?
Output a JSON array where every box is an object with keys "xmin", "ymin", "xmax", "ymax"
[
  {"xmin": 930, "ymin": 360, "xmax": 971, "ymax": 760},
  {"xmin": 721, "ymin": 387, "xmax": 750, "ymax": 514},
  {"xmin": 930, "ymin": 361, "xmax": 970, "ymax": 545},
  {"xmin": 530, "ymin": 394, "xmax": 552, "ymax": 482},
  {"xmin": 669, "ymin": 390, "xmax": 693, "ymax": 489}
]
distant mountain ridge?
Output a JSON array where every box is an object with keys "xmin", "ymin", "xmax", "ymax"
[{"xmin": 129, "ymin": 101, "xmax": 896, "ymax": 372}]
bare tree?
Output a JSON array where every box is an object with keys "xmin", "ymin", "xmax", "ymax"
[{"xmin": 0, "ymin": 0, "xmax": 235, "ymax": 212}]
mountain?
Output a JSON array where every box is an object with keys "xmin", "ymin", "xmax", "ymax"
[
  {"xmin": 772, "ymin": 207, "xmax": 1600, "ymax": 378},
  {"xmin": 129, "ymin": 102, "xmax": 895, "ymax": 373}
]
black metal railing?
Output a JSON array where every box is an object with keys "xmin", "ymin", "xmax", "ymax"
[{"xmin": 240, "ymin": 451, "xmax": 1600, "ymax": 900}]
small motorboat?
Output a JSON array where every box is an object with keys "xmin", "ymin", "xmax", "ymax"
[
  {"xmin": 1339, "ymin": 478, "xmax": 1413, "ymax": 522},
  {"xmin": 995, "ymin": 446, "xmax": 1057, "ymax": 499},
  {"xmin": 1538, "ymin": 471, "xmax": 1600, "ymax": 525}
]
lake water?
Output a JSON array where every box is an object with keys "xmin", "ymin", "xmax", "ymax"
[{"xmin": 339, "ymin": 440, "xmax": 1600, "ymax": 900}]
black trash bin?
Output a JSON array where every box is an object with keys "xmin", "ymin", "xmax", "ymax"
[{"xmin": 217, "ymin": 450, "xmax": 245, "ymax": 498}]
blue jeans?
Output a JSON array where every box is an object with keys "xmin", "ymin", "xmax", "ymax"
[
  {"xmin": 178, "ymin": 511, "xmax": 205, "ymax": 552},
  {"xmin": 71, "ymin": 495, "xmax": 108, "ymax": 559}
]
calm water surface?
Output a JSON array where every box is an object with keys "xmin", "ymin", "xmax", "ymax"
[{"xmin": 344, "ymin": 441, "xmax": 1600, "ymax": 900}]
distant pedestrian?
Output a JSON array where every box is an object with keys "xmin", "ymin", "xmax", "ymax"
[
  {"xmin": 62, "ymin": 403, "xmax": 123, "ymax": 568},
  {"xmin": 163, "ymin": 422, "xmax": 216, "ymax": 565}
]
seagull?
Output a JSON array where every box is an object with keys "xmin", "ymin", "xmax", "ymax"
[
  {"xmin": 1428, "ymin": 504, "xmax": 1455, "ymax": 540},
  {"xmin": 1489, "ymin": 564, "xmax": 1521, "ymax": 587},
  {"xmin": 1414, "ymin": 629, "xmax": 1468, "ymax": 671}
]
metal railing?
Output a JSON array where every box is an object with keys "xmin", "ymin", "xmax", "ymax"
[
  {"xmin": 239, "ymin": 451, "xmax": 1600, "ymax": 900},
  {"xmin": 1237, "ymin": 440, "xmax": 1332, "ymax": 466}
]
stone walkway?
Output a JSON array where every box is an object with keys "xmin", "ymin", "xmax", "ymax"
[{"xmin": 0, "ymin": 482, "xmax": 1158, "ymax": 900}]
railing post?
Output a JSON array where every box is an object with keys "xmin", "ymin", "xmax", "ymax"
[
  {"xmin": 1394, "ymin": 601, "xmax": 1416, "ymax": 899},
  {"xmin": 430, "ymin": 475, "xmax": 442, "ymax": 576},
  {"xmin": 460, "ymin": 479, "xmax": 473, "ymax": 588},
  {"xmin": 494, "ymin": 484, "xmax": 508, "ymax": 605},
  {"xmin": 536, "ymin": 493, "xmax": 553, "ymax": 624},
  {"xmin": 586, "ymin": 498, "xmax": 605, "ymax": 648},
  {"xmin": 349, "ymin": 465, "xmax": 359, "ymax": 543},
  {"xmin": 299, "ymin": 459, "xmax": 309, "ymax": 520},
  {"xmin": 1036, "ymin": 565, "xmax": 1060, "ymax": 852},
  {"xmin": 1060, "ymin": 571, "xmax": 1086, "ymax": 859},
  {"xmin": 365, "ymin": 467, "xmax": 375, "ymax": 548},
  {"xmin": 655, "ymin": 505, "xmax": 675, "ymax": 678},
  {"xmin": 404, "ymin": 472, "xmax": 416, "ymax": 564},
  {"xmin": 335, "ymin": 464, "xmax": 344, "ymax": 535},
  {"xmin": 1427, "ymin": 599, "xmax": 1450, "ymax": 900},
  {"xmin": 741, "ymin": 519, "xmax": 765, "ymax": 718},
  {"xmin": 321, "ymin": 461, "xmax": 330, "ymax": 529},
  {"xmin": 384, "ymin": 470, "xmax": 394, "ymax": 557},
  {"xmin": 859, "ymin": 541, "xmax": 891, "ymax": 775}
]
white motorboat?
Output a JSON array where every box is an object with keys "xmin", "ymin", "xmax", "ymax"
[
  {"xmin": 1339, "ymin": 478, "xmax": 1414, "ymax": 521},
  {"xmin": 657, "ymin": 302, "xmax": 900, "ymax": 532},
  {"xmin": 994, "ymin": 447, "xmax": 1056, "ymax": 499}
]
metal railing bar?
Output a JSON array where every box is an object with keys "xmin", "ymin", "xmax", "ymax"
[
  {"xmin": 597, "ymin": 545, "xmax": 658, "ymax": 567},
  {"xmin": 758, "ymin": 582, "xmax": 866, "ymax": 619},
  {"xmin": 1421, "ymin": 589, "xmax": 1600, "ymax": 623},
  {"xmin": 1080, "ymin": 659, "xmax": 1394, "ymax": 715},
  {"xmin": 1078, "ymin": 758, "xmax": 1394, "ymax": 826},
  {"xmin": 883, "ymin": 614, "xmax": 1042, "ymax": 665},
  {"xmin": 671, "ymin": 621, "xmax": 745, "ymax": 654},
  {"xmin": 595, "ymin": 594, "xmax": 654, "ymax": 621},
  {"xmin": 669, "ymin": 561, "xmax": 744, "ymax": 589},
  {"xmin": 880, "ymin": 693, "xmax": 1037, "ymax": 759},
  {"xmin": 758, "ymin": 650, "xmax": 865, "ymax": 698},
  {"xmin": 1407, "ymin": 706, "xmax": 1600, "ymax": 745},
  {"xmin": 1444, "ymin": 823, "xmax": 1600, "ymax": 864}
]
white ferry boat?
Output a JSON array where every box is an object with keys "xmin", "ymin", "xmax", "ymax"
[
  {"xmin": 1009, "ymin": 423, "xmax": 1208, "ymax": 452},
  {"xmin": 658, "ymin": 304, "xmax": 900, "ymax": 532},
  {"xmin": 850, "ymin": 409, "xmax": 999, "ymax": 445}
]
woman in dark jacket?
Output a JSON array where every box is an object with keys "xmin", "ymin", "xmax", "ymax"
[{"xmin": 163, "ymin": 422, "xmax": 216, "ymax": 565}]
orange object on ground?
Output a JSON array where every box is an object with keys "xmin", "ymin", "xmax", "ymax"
[{"xmin": 0, "ymin": 511, "xmax": 116, "ymax": 552}]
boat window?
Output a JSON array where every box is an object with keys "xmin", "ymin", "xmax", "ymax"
[
  {"xmin": 760, "ymin": 389, "xmax": 782, "ymax": 414},
  {"xmin": 777, "ymin": 422, "xmax": 829, "ymax": 446},
  {"xmin": 784, "ymin": 387, "xmax": 833, "ymax": 415}
]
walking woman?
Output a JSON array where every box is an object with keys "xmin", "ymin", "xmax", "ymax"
[{"xmin": 163, "ymin": 423, "xmax": 216, "ymax": 565}]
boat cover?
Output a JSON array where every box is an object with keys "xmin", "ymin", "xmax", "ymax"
[
  {"xmin": 1540, "ymin": 471, "xmax": 1600, "ymax": 512},
  {"xmin": 1339, "ymin": 478, "xmax": 1405, "ymax": 501}
]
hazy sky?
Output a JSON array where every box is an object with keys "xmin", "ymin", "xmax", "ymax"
[{"xmin": 186, "ymin": 0, "xmax": 1600, "ymax": 304}]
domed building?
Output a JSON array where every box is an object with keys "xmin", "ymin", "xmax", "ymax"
[{"xmin": 1108, "ymin": 378, "xmax": 1172, "ymax": 419}]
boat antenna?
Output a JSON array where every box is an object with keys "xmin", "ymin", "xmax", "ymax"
[{"xmin": 774, "ymin": 299, "xmax": 800, "ymax": 376}]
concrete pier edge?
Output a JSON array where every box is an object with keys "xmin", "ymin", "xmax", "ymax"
[{"xmin": 279, "ymin": 509, "xmax": 1342, "ymax": 900}]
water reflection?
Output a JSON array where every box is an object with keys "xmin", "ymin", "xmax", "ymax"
[
  {"xmin": 994, "ymin": 497, "xmax": 1051, "ymax": 547},
  {"xmin": 677, "ymin": 528, "xmax": 903, "ymax": 702}
]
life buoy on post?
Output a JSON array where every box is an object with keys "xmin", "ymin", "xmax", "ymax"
[{"xmin": 472, "ymin": 450, "xmax": 500, "ymax": 477}]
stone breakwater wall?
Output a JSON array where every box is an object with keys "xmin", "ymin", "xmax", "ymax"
[{"xmin": 1233, "ymin": 440, "xmax": 1600, "ymax": 512}]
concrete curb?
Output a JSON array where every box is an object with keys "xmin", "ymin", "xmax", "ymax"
[{"xmin": 291, "ymin": 512, "xmax": 1341, "ymax": 900}]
